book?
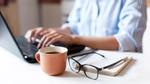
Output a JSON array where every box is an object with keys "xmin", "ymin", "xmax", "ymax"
[
  {"xmin": 72, "ymin": 50, "xmax": 132, "ymax": 76},
  {"xmin": 99, "ymin": 56, "xmax": 132, "ymax": 76}
]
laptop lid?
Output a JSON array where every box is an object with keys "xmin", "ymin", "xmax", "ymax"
[{"xmin": 0, "ymin": 11, "xmax": 36, "ymax": 63}]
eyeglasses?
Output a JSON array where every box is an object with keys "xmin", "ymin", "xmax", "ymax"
[{"xmin": 68, "ymin": 51, "xmax": 127, "ymax": 80}]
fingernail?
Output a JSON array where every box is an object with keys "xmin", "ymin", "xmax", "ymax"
[
  {"xmin": 37, "ymin": 44, "xmax": 40, "ymax": 49},
  {"xmin": 45, "ymin": 44, "xmax": 49, "ymax": 47}
]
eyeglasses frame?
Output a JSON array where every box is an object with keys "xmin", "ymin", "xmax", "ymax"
[{"xmin": 68, "ymin": 50, "xmax": 127, "ymax": 80}]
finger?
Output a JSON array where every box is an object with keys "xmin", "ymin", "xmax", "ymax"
[
  {"xmin": 24, "ymin": 32, "xmax": 30, "ymax": 42},
  {"xmin": 32, "ymin": 28, "xmax": 45, "ymax": 41},
  {"xmin": 41, "ymin": 33, "xmax": 59, "ymax": 48},
  {"xmin": 39, "ymin": 30, "xmax": 49, "ymax": 36},
  {"xmin": 29, "ymin": 32, "xmax": 34, "ymax": 43},
  {"xmin": 40, "ymin": 29, "xmax": 55, "ymax": 35},
  {"xmin": 25, "ymin": 30, "xmax": 35, "ymax": 43},
  {"xmin": 46, "ymin": 35, "xmax": 62, "ymax": 47},
  {"xmin": 37, "ymin": 33, "xmax": 50, "ymax": 48},
  {"xmin": 41, "ymin": 37, "xmax": 51, "ymax": 48},
  {"xmin": 37, "ymin": 30, "xmax": 59, "ymax": 48}
]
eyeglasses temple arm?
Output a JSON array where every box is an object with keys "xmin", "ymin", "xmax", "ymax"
[
  {"xmin": 68, "ymin": 49, "xmax": 105, "ymax": 58},
  {"xmin": 68, "ymin": 50, "xmax": 95, "ymax": 57},
  {"xmin": 102, "ymin": 57, "xmax": 128, "ymax": 69}
]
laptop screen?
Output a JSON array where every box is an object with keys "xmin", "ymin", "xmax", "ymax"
[{"xmin": 0, "ymin": 12, "xmax": 23, "ymax": 58}]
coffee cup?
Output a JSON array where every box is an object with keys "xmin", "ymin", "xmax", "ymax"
[{"xmin": 35, "ymin": 46, "xmax": 68, "ymax": 76}]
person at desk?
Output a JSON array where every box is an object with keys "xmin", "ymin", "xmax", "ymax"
[{"xmin": 25, "ymin": 0, "xmax": 146, "ymax": 52}]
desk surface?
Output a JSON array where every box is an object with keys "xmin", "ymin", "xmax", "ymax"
[{"xmin": 0, "ymin": 47, "xmax": 149, "ymax": 84}]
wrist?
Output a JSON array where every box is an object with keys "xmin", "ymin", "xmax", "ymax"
[{"xmin": 71, "ymin": 35, "xmax": 81, "ymax": 45}]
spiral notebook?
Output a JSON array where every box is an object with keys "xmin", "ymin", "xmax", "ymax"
[{"xmin": 73, "ymin": 50, "xmax": 132, "ymax": 76}]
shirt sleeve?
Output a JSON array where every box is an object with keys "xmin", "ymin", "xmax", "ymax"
[
  {"xmin": 62, "ymin": 0, "xmax": 83, "ymax": 34},
  {"xmin": 114, "ymin": 0, "xmax": 147, "ymax": 52}
]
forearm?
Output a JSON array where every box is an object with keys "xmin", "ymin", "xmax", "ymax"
[{"xmin": 72, "ymin": 35, "xmax": 119, "ymax": 50}]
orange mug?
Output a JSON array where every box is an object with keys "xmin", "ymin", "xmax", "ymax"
[{"xmin": 35, "ymin": 46, "xmax": 68, "ymax": 76}]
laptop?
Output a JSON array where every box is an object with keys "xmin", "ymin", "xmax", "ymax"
[{"xmin": 0, "ymin": 11, "xmax": 85, "ymax": 63}]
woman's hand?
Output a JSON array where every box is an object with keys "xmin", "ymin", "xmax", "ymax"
[
  {"xmin": 37, "ymin": 29, "xmax": 75, "ymax": 48},
  {"xmin": 25, "ymin": 27, "xmax": 74, "ymax": 48},
  {"xmin": 25, "ymin": 27, "xmax": 49, "ymax": 43}
]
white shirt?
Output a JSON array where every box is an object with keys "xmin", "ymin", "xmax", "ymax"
[{"xmin": 63, "ymin": 0, "xmax": 147, "ymax": 52}]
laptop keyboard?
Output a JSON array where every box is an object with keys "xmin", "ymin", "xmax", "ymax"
[
  {"xmin": 16, "ymin": 36, "xmax": 38, "ymax": 58},
  {"xmin": 16, "ymin": 36, "xmax": 85, "ymax": 57}
]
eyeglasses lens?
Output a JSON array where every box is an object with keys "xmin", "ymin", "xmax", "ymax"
[
  {"xmin": 69, "ymin": 58, "xmax": 80, "ymax": 72},
  {"xmin": 83, "ymin": 65, "xmax": 98, "ymax": 79}
]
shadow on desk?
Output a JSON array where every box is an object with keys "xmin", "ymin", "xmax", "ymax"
[{"xmin": 59, "ymin": 71, "xmax": 85, "ymax": 78}]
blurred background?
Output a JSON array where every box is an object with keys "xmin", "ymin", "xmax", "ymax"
[
  {"xmin": 0, "ymin": 0, "xmax": 74, "ymax": 36},
  {"xmin": 0, "ymin": 0, "xmax": 149, "ymax": 37}
]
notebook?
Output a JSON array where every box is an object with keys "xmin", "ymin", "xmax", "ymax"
[{"xmin": 72, "ymin": 50, "xmax": 132, "ymax": 76}]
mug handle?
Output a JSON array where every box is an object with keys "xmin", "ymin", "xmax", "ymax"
[{"xmin": 35, "ymin": 52, "xmax": 40, "ymax": 63}]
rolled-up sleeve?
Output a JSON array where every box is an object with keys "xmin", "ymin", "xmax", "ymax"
[
  {"xmin": 114, "ymin": 0, "xmax": 146, "ymax": 52},
  {"xmin": 62, "ymin": 0, "xmax": 83, "ymax": 34}
]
